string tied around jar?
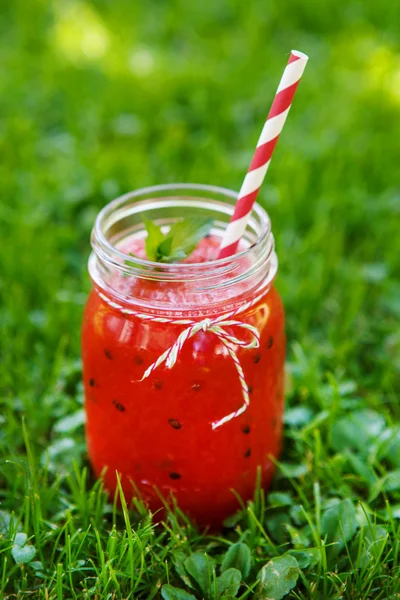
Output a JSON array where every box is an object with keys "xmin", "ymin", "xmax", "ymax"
[{"xmin": 98, "ymin": 291, "xmax": 264, "ymax": 430}]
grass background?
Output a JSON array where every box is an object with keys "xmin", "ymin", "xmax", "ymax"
[{"xmin": 1, "ymin": 0, "xmax": 400, "ymax": 598}]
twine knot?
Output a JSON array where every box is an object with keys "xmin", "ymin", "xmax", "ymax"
[{"xmin": 201, "ymin": 318, "xmax": 212, "ymax": 332}]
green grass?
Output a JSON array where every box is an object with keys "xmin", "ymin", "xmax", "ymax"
[{"xmin": 1, "ymin": 0, "xmax": 400, "ymax": 598}]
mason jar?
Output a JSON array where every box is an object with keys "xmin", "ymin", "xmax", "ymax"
[{"xmin": 82, "ymin": 184, "xmax": 285, "ymax": 527}]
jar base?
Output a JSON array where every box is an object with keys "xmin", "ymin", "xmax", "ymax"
[{"xmin": 97, "ymin": 462, "xmax": 277, "ymax": 529}]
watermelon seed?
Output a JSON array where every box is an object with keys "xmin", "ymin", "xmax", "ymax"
[{"xmin": 112, "ymin": 399, "xmax": 125, "ymax": 412}]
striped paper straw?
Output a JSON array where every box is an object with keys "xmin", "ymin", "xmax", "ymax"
[{"xmin": 218, "ymin": 50, "xmax": 308, "ymax": 258}]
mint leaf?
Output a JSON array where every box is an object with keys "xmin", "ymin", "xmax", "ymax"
[
  {"xmin": 143, "ymin": 216, "xmax": 165, "ymax": 262},
  {"xmin": 123, "ymin": 216, "xmax": 214, "ymax": 266},
  {"xmin": 163, "ymin": 217, "xmax": 214, "ymax": 261},
  {"xmin": 142, "ymin": 216, "xmax": 213, "ymax": 263},
  {"xmin": 158, "ymin": 236, "xmax": 173, "ymax": 257},
  {"xmin": 123, "ymin": 253, "xmax": 141, "ymax": 274}
]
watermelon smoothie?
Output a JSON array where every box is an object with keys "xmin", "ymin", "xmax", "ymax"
[{"xmin": 82, "ymin": 184, "xmax": 285, "ymax": 527}]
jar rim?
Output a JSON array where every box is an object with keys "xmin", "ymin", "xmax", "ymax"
[
  {"xmin": 92, "ymin": 183, "xmax": 272, "ymax": 273},
  {"xmin": 89, "ymin": 183, "xmax": 278, "ymax": 314}
]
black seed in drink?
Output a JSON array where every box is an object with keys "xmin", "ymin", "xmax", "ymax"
[
  {"xmin": 104, "ymin": 349, "xmax": 113, "ymax": 360},
  {"xmin": 242, "ymin": 424, "xmax": 251, "ymax": 434},
  {"xmin": 253, "ymin": 353, "xmax": 261, "ymax": 364},
  {"xmin": 153, "ymin": 380, "xmax": 163, "ymax": 390},
  {"xmin": 89, "ymin": 378, "xmax": 95, "ymax": 387},
  {"xmin": 192, "ymin": 382, "xmax": 201, "ymax": 391},
  {"xmin": 112, "ymin": 399, "xmax": 125, "ymax": 412},
  {"xmin": 134, "ymin": 355, "xmax": 144, "ymax": 366},
  {"xmin": 169, "ymin": 472, "xmax": 181, "ymax": 480},
  {"xmin": 168, "ymin": 419, "xmax": 182, "ymax": 430},
  {"xmin": 248, "ymin": 385, "xmax": 253, "ymax": 394},
  {"xmin": 267, "ymin": 336, "xmax": 274, "ymax": 349},
  {"xmin": 244, "ymin": 448, "xmax": 252, "ymax": 458}
]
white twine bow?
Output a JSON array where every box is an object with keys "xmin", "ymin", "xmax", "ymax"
[
  {"xmin": 98, "ymin": 291, "xmax": 262, "ymax": 429},
  {"xmin": 139, "ymin": 317, "xmax": 260, "ymax": 429}
]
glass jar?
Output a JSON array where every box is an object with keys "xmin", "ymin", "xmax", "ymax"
[{"xmin": 82, "ymin": 184, "xmax": 285, "ymax": 527}]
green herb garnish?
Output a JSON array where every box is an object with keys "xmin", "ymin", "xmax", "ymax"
[
  {"xmin": 124, "ymin": 252, "xmax": 141, "ymax": 270},
  {"xmin": 142, "ymin": 215, "xmax": 213, "ymax": 263}
]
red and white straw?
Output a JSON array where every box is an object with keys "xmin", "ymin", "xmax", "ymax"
[{"xmin": 218, "ymin": 50, "xmax": 309, "ymax": 259}]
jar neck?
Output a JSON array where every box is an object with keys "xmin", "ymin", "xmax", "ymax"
[{"xmin": 89, "ymin": 184, "xmax": 278, "ymax": 315}]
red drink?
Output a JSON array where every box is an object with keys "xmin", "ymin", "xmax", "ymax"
[{"xmin": 82, "ymin": 185, "xmax": 285, "ymax": 527}]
